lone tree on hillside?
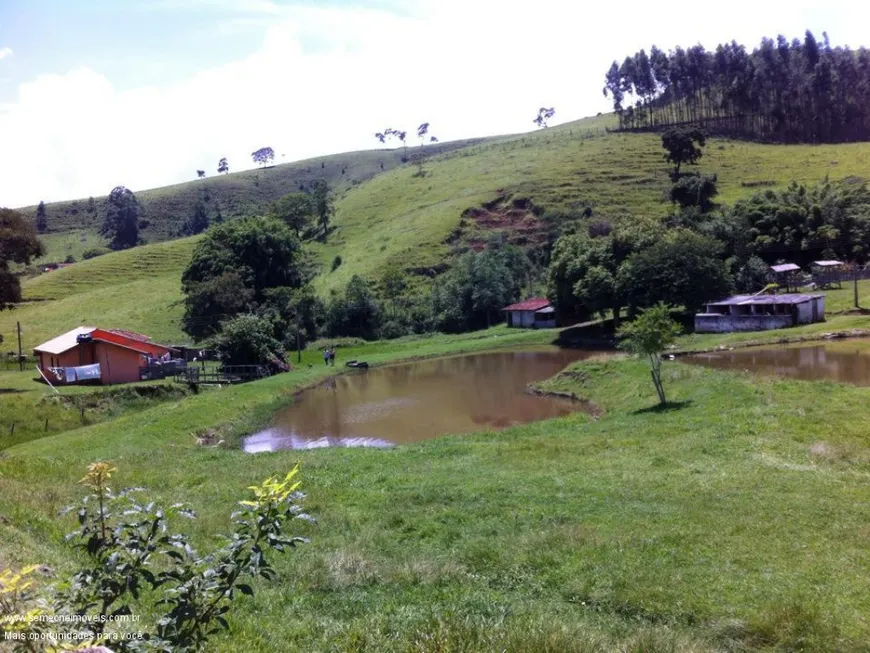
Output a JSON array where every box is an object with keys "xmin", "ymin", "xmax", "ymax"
[
  {"xmin": 35, "ymin": 201, "xmax": 48, "ymax": 233},
  {"xmin": 218, "ymin": 157, "xmax": 229, "ymax": 174},
  {"xmin": 661, "ymin": 127, "xmax": 706, "ymax": 178},
  {"xmin": 417, "ymin": 122, "xmax": 429, "ymax": 146},
  {"xmin": 617, "ymin": 303, "xmax": 682, "ymax": 406},
  {"xmin": 271, "ymin": 192, "xmax": 314, "ymax": 239},
  {"xmin": 311, "ymin": 179, "xmax": 334, "ymax": 239},
  {"xmin": 0, "ymin": 207, "xmax": 44, "ymax": 309},
  {"xmin": 100, "ymin": 186, "xmax": 140, "ymax": 250},
  {"xmin": 251, "ymin": 147, "xmax": 275, "ymax": 167},
  {"xmin": 533, "ymin": 107, "xmax": 555, "ymax": 128},
  {"xmin": 374, "ymin": 128, "xmax": 408, "ymax": 157},
  {"xmin": 197, "ymin": 169, "xmax": 206, "ymax": 179}
]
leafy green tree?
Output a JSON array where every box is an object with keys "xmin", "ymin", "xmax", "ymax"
[
  {"xmin": 669, "ymin": 174, "xmax": 718, "ymax": 212},
  {"xmin": 547, "ymin": 224, "xmax": 657, "ymax": 323},
  {"xmin": 0, "ymin": 208, "xmax": 44, "ymax": 309},
  {"xmin": 181, "ymin": 217, "xmax": 310, "ymax": 338},
  {"xmin": 271, "ymin": 192, "xmax": 314, "ymax": 238},
  {"xmin": 533, "ymin": 107, "xmax": 555, "ymax": 128},
  {"xmin": 661, "ymin": 127, "xmax": 706, "ymax": 177},
  {"xmin": 217, "ymin": 157, "xmax": 229, "ymax": 174},
  {"xmin": 432, "ymin": 244, "xmax": 528, "ymax": 332},
  {"xmin": 311, "ymin": 179, "xmax": 334, "ymax": 239},
  {"xmin": 100, "ymin": 185, "xmax": 140, "ymax": 250},
  {"xmin": 251, "ymin": 147, "xmax": 275, "ymax": 167},
  {"xmin": 182, "ymin": 272, "xmax": 255, "ymax": 339},
  {"xmin": 212, "ymin": 314, "xmax": 282, "ymax": 365},
  {"xmin": 182, "ymin": 200, "xmax": 210, "ymax": 236},
  {"xmin": 733, "ymin": 255, "xmax": 772, "ymax": 292},
  {"xmin": 620, "ymin": 229, "xmax": 732, "ymax": 315},
  {"xmin": 380, "ymin": 267, "xmax": 407, "ymax": 318},
  {"xmin": 325, "ymin": 275, "xmax": 381, "ymax": 340},
  {"xmin": 35, "ymin": 201, "xmax": 47, "ymax": 233},
  {"xmin": 617, "ymin": 303, "xmax": 682, "ymax": 405}
]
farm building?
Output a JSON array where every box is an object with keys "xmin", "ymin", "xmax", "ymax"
[
  {"xmin": 33, "ymin": 327, "xmax": 176, "ymax": 385},
  {"xmin": 770, "ymin": 263, "xmax": 802, "ymax": 292},
  {"xmin": 695, "ymin": 294, "xmax": 825, "ymax": 334},
  {"xmin": 811, "ymin": 260, "xmax": 846, "ymax": 289},
  {"xmin": 502, "ymin": 298, "xmax": 556, "ymax": 328}
]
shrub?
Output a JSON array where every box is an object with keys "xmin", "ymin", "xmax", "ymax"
[
  {"xmin": 331, "ymin": 255, "xmax": 342, "ymax": 271},
  {"xmin": 212, "ymin": 314, "xmax": 282, "ymax": 365},
  {"xmin": 82, "ymin": 247, "xmax": 109, "ymax": 260},
  {"xmin": 379, "ymin": 320, "xmax": 409, "ymax": 340},
  {"xmin": 1, "ymin": 463, "xmax": 311, "ymax": 652},
  {"xmin": 63, "ymin": 254, "xmax": 76, "ymax": 264}
]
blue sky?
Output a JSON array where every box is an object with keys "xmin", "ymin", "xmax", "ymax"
[{"xmin": 1, "ymin": 0, "xmax": 869, "ymax": 206}]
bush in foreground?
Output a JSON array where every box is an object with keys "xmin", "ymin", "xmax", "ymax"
[{"xmin": 0, "ymin": 462, "xmax": 311, "ymax": 652}]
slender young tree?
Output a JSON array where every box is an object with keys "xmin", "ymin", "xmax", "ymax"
[{"xmin": 35, "ymin": 201, "xmax": 48, "ymax": 233}]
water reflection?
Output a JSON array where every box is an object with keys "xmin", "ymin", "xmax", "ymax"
[
  {"xmin": 686, "ymin": 340, "xmax": 870, "ymax": 386},
  {"xmin": 243, "ymin": 349, "xmax": 598, "ymax": 452}
]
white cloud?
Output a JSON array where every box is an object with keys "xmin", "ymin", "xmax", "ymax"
[
  {"xmin": 0, "ymin": 47, "xmax": 12, "ymax": 61},
  {"xmin": 1, "ymin": 0, "xmax": 869, "ymax": 207}
]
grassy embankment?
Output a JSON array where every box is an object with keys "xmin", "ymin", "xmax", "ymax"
[
  {"xmin": 19, "ymin": 140, "xmax": 487, "ymax": 252},
  {"xmin": 8, "ymin": 114, "xmax": 870, "ymax": 353},
  {"xmin": 3, "ymin": 325, "xmax": 870, "ymax": 650}
]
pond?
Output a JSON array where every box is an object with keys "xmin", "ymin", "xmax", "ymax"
[
  {"xmin": 243, "ymin": 349, "xmax": 599, "ymax": 452},
  {"xmin": 685, "ymin": 339, "xmax": 870, "ymax": 386}
]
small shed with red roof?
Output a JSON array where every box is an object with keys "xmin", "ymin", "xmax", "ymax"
[
  {"xmin": 34, "ymin": 327, "xmax": 176, "ymax": 385},
  {"xmin": 502, "ymin": 297, "xmax": 556, "ymax": 328}
]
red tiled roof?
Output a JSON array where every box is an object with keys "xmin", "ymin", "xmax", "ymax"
[{"xmin": 502, "ymin": 297, "xmax": 551, "ymax": 312}]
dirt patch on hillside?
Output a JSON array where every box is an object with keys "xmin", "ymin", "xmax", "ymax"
[{"xmin": 453, "ymin": 193, "xmax": 550, "ymax": 252}]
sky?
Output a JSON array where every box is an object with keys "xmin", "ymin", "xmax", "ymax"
[{"xmin": 1, "ymin": 0, "xmax": 869, "ymax": 207}]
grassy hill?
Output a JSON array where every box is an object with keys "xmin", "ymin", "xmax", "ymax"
[
  {"xmin": 6, "ymin": 113, "xmax": 870, "ymax": 351},
  {"xmin": 18, "ymin": 138, "xmax": 488, "ymax": 258}
]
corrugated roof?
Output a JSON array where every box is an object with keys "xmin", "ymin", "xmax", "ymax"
[
  {"xmin": 104, "ymin": 328, "xmax": 153, "ymax": 342},
  {"xmin": 812, "ymin": 260, "xmax": 845, "ymax": 267},
  {"xmin": 33, "ymin": 327, "xmax": 95, "ymax": 355},
  {"xmin": 770, "ymin": 263, "xmax": 801, "ymax": 273},
  {"xmin": 502, "ymin": 297, "xmax": 551, "ymax": 312},
  {"xmin": 707, "ymin": 293, "xmax": 824, "ymax": 306}
]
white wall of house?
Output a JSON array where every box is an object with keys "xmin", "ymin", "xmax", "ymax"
[{"xmin": 507, "ymin": 310, "xmax": 537, "ymax": 327}]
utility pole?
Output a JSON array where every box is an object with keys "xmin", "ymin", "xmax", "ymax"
[
  {"xmin": 17, "ymin": 321, "xmax": 23, "ymax": 371},
  {"xmin": 296, "ymin": 316, "xmax": 302, "ymax": 364}
]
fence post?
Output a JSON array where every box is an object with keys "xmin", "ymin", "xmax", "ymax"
[{"xmin": 17, "ymin": 322, "xmax": 23, "ymax": 372}]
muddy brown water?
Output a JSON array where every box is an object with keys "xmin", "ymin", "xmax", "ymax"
[
  {"xmin": 685, "ymin": 340, "xmax": 870, "ymax": 386},
  {"xmin": 243, "ymin": 349, "xmax": 600, "ymax": 452}
]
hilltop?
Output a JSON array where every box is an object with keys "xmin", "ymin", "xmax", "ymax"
[
  {"xmin": 6, "ymin": 112, "xmax": 870, "ymax": 350},
  {"xmin": 18, "ymin": 138, "xmax": 487, "ymax": 262}
]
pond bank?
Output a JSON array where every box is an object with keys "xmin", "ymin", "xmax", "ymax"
[{"xmin": 7, "ymin": 351, "xmax": 870, "ymax": 650}]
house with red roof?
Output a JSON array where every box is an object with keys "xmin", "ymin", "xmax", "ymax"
[
  {"xmin": 502, "ymin": 297, "xmax": 556, "ymax": 328},
  {"xmin": 33, "ymin": 327, "xmax": 176, "ymax": 385}
]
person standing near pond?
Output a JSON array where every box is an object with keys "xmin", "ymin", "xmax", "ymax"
[
  {"xmin": 329, "ymin": 347, "xmax": 336, "ymax": 366},
  {"xmin": 323, "ymin": 348, "xmax": 330, "ymax": 366}
]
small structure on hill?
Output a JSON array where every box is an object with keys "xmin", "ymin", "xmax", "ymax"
[
  {"xmin": 34, "ymin": 327, "xmax": 178, "ymax": 385},
  {"xmin": 811, "ymin": 260, "xmax": 846, "ymax": 289},
  {"xmin": 770, "ymin": 263, "xmax": 802, "ymax": 292},
  {"xmin": 695, "ymin": 293, "xmax": 825, "ymax": 333},
  {"xmin": 502, "ymin": 297, "xmax": 556, "ymax": 328}
]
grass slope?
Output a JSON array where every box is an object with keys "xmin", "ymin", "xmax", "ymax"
[
  {"xmin": 3, "ymin": 331, "xmax": 870, "ymax": 650},
  {"xmin": 1, "ymin": 237, "xmax": 197, "ymax": 350},
  {"xmin": 8, "ymin": 114, "xmax": 870, "ymax": 349},
  {"xmin": 16, "ymin": 140, "xmax": 487, "ymax": 245}
]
